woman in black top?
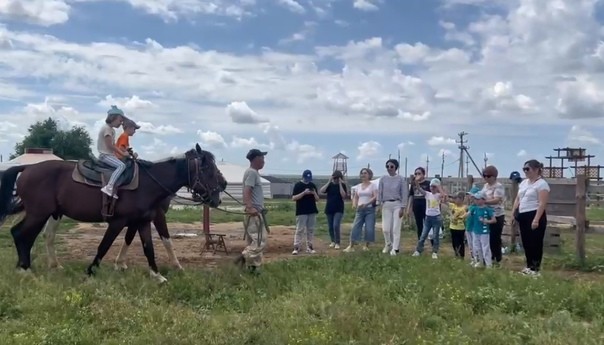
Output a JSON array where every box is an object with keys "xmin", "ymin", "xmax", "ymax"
[
  {"xmin": 406, "ymin": 167, "xmax": 431, "ymax": 239},
  {"xmin": 319, "ymin": 170, "xmax": 348, "ymax": 249}
]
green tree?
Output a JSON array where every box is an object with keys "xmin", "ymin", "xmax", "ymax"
[{"xmin": 11, "ymin": 117, "xmax": 93, "ymax": 160}]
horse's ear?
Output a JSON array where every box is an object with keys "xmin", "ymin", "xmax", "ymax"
[{"xmin": 195, "ymin": 143, "xmax": 202, "ymax": 153}]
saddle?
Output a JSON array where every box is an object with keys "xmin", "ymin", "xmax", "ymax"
[{"xmin": 72, "ymin": 156, "xmax": 139, "ymax": 190}]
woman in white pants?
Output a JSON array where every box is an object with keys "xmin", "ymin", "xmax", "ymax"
[{"xmin": 377, "ymin": 159, "xmax": 409, "ymax": 255}]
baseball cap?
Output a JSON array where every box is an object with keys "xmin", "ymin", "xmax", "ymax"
[
  {"xmin": 466, "ymin": 185, "xmax": 480, "ymax": 195},
  {"xmin": 473, "ymin": 191, "xmax": 486, "ymax": 200},
  {"xmin": 123, "ymin": 118, "xmax": 140, "ymax": 129},
  {"xmin": 509, "ymin": 171, "xmax": 522, "ymax": 183},
  {"xmin": 429, "ymin": 178, "xmax": 441, "ymax": 186},
  {"xmin": 302, "ymin": 169, "xmax": 313, "ymax": 181},
  {"xmin": 246, "ymin": 149, "xmax": 267, "ymax": 161}
]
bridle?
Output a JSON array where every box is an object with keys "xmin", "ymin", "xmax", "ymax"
[{"xmin": 186, "ymin": 154, "xmax": 224, "ymax": 203}]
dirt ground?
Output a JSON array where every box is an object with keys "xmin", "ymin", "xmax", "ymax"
[{"xmin": 58, "ymin": 222, "xmax": 339, "ymax": 269}]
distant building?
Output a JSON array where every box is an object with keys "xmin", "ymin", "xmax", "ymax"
[{"xmin": 261, "ymin": 175, "xmax": 293, "ymax": 199}]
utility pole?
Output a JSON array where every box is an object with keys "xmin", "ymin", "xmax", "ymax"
[
  {"xmin": 425, "ymin": 155, "xmax": 430, "ymax": 176},
  {"xmin": 404, "ymin": 157, "xmax": 408, "ymax": 178},
  {"xmin": 456, "ymin": 131, "xmax": 468, "ymax": 180},
  {"xmin": 484, "ymin": 152, "xmax": 488, "ymax": 169},
  {"xmin": 440, "ymin": 151, "xmax": 445, "ymax": 177}
]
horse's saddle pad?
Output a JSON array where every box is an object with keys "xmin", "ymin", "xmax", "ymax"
[{"xmin": 75, "ymin": 157, "xmax": 137, "ymax": 187}]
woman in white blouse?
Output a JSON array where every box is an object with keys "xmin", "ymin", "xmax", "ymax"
[
  {"xmin": 344, "ymin": 168, "xmax": 378, "ymax": 252},
  {"xmin": 511, "ymin": 159, "xmax": 550, "ymax": 276}
]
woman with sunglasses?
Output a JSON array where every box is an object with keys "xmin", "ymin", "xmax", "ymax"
[
  {"xmin": 511, "ymin": 159, "xmax": 550, "ymax": 276},
  {"xmin": 377, "ymin": 159, "xmax": 409, "ymax": 255},
  {"xmin": 481, "ymin": 165, "xmax": 505, "ymax": 265},
  {"xmin": 406, "ymin": 167, "xmax": 431, "ymax": 240}
]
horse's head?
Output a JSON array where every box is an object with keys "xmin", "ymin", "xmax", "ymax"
[{"xmin": 184, "ymin": 144, "xmax": 227, "ymax": 208}]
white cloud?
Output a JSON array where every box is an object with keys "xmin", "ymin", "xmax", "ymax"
[
  {"xmin": 277, "ymin": 0, "xmax": 305, "ymax": 13},
  {"xmin": 357, "ymin": 140, "xmax": 381, "ymax": 160},
  {"xmin": 226, "ymin": 101, "xmax": 269, "ymax": 124},
  {"xmin": 556, "ymin": 77, "xmax": 604, "ymax": 119},
  {"xmin": 98, "ymin": 95, "xmax": 157, "ymax": 114},
  {"xmin": 136, "ymin": 122, "xmax": 183, "ymax": 135},
  {"xmin": 0, "ymin": 0, "xmax": 70, "ymax": 26},
  {"xmin": 140, "ymin": 137, "xmax": 179, "ymax": 160},
  {"xmin": 113, "ymin": 0, "xmax": 257, "ymax": 21},
  {"xmin": 353, "ymin": 0, "xmax": 379, "ymax": 11},
  {"xmin": 517, "ymin": 149, "xmax": 527, "ymax": 157},
  {"xmin": 197, "ymin": 130, "xmax": 227, "ymax": 149},
  {"xmin": 567, "ymin": 125, "xmax": 601, "ymax": 145},
  {"xmin": 427, "ymin": 136, "xmax": 456, "ymax": 146}
]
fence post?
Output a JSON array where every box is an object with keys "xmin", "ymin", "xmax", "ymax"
[{"xmin": 576, "ymin": 174, "xmax": 587, "ymax": 264}]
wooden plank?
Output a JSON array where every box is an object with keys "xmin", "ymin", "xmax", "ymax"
[{"xmin": 576, "ymin": 175, "xmax": 587, "ymax": 264}]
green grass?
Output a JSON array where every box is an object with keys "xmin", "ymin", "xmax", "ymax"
[{"xmin": 2, "ymin": 203, "xmax": 604, "ymax": 344}]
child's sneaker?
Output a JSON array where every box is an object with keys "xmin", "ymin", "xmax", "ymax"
[
  {"xmin": 329, "ymin": 242, "xmax": 335, "ymax": 248},
  {"xmin": 382, "ymin": 245, "xmax": 390, "ymax": 254},
  {"xmin": 334, "ymin": 244, "xmax": 340, "ymax": 249},
  {"xmin": 412, "ymin": 251, "xmax": 420, "ymax": 257},
  {"xmin": 343, "ymin": 245, "xmax": 354, "ymax": 253},
  {"xmin": 431, "ymin": 253, "xmax": 438, "ymax": 259},
  {"xmin": 306, "ymin": 245, "xmax": 316, "ymax": 254},
  {"xmin": 292, "ymin": 248, "xmax": 299, "ymax": 255}
]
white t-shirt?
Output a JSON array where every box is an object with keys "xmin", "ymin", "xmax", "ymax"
[
  {"xmin": 356, "ymin": 183, "xmax": 377, "ymax": 206},
  {"xmin": 97, "ymin": 124, "xmax": 115, "ymax": 155},
  {"xmin": 518, "ymin": 178, "xmax": 550, "ymax": 213},
  {"xmin": 425, "ymin": 192, "xmax": 441, "ymax": 216}
]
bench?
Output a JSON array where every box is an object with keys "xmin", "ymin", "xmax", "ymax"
[{"xmin": 201, "ymin": 232, "xmax": 229, "ymax": 255}]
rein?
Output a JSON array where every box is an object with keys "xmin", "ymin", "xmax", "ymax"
[{"xmin": 137, "ymin": 160, "xmax": 249, "ymax": 216}]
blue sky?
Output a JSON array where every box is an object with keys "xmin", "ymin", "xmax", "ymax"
[{"xmin": 1, "ymin": 0, "xmax": 603, "ymax": 179}]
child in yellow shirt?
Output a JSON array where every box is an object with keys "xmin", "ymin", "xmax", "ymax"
[{"xmin": 448, "ymin": 192, "xmax": 467, "ymax": 258}]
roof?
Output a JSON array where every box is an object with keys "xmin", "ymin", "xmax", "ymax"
[
  {"xmin": 8, "ymin": 153, "xmax": 62, "ymax": 164},
  {"xmin": 0, "ymin": 152, "xmax": 63, "ymax": 172},
  {"xmin": 261, "ymin": 175, "xmax": 291, "ymax": 184},
  {"xmin": 332, "ymin": 152, "xmax": 349, "ymax": 159}
]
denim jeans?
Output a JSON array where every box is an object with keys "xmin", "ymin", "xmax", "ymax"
[
  {"xmin": 326, "ymin": 212, "xmax": 343, "ymax": 245},
  {"xmin": 349, "ymin": 206, "xmax": 376, "ymax": 244},
  {"xmin": 416, "ymin": 215, "xmax": 442, "ymax": 253}
]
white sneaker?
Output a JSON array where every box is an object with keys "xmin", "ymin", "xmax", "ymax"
[
  {"xmin": 101, "ymin": 185, "xmax": 118, "ymax": 199},
  {"xmin": 472, "ymin": 262, "xmax": 481, "ymax": 268},
  {"xmin": 334, "ymin": 244, "xmax": 340, "ymax": 249},
  {"xmin": 432, "ymin": 253, "xmax": 438, "ymax": 259},
  {"xmin": 389, "ymin": 249, "xmax": 398, "ymax": 256},
  {"xmin": 292, "ymin": 249, "xmax": 299, "ymax": 255},
  {"xmin": 412, "ymin": 251, "xmax": 420, "ymax": 257},
  {"xmin": 362, "ymin": 245, "xmax": 369, "ymax": 251},
  {"xmin": 329, "ymin": 242, "xmax": 335, "ymax": 248},
  {"xmin": 520, "ymin": 267, "xmax": 531, "ymax": 275},
  {"xmin": 306, "ymin": 247, "xmax": 316, "ymax": 254},
  {"xmin": 382, "ymin": 245, "xmax": 390, "ymax": 254},
  {"xmin": 343, "ymin": 245, "xmax": 354, "ymax": 253}
]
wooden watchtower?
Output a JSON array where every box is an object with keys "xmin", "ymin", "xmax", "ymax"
[{"xmin": 332, "ymin": 153, "xmax": 348, "ymax": 177}]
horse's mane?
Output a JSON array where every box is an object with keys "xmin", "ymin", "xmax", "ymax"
[{"xmin": 150, "ymin": 148, "xmax": 216, "ymax": 164}]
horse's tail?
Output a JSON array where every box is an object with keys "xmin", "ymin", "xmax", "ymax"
[{"xmin": 0, "ymin": 165, "xmax": 27, "ymax": 223}]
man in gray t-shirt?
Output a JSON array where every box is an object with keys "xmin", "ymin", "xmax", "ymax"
[{"xmin": 236, "ymin": 148, "xmax": 268, "ymax": 273}]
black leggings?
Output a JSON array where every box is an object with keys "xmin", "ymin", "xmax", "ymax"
[
  {"xmin": 450, "ymin": 229, "xmax": 465, "ymax": 258},
  {"xmin": 517, "ymin": 210, "xmax": 547, "ymax": 271},
  {"xmin": 489, "ymin": 215, "xmax": 505, "ymax": 263},
  {"xmin": 412, "ymin": 200, "xmax": 426, "ymax": 239}
]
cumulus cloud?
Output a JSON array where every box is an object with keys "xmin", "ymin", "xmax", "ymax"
[
  {"xmin": 277, "ymin": 0, "xmax": 305, "ymax": 13},
  {"xmin": 0, "ymin": 0, "xmax": 70, "ymax": 26},
  {"xmin": 517, "ymin": 149, "xmax": 527, "ymax": 157},
  {"xmin": 567, "ymin": 125, "xmax": 601, "ymax": 145},
  {"xmin": 197, "ymin": 130, "xmax": 227, "ymax": 149},
  {"xmin": 98, "ymin": 95, "xmax": 157, "ymax": 114},
  {"xmin": 226, "ymin": 101, "xmax": 269, "ymax": 124},
  {"xmin": 357, "ymin": 141, "xmax": 381, "ymax": 160},
  {"xmin": 427, "ymin": 136, "xmax": 456, "ymax": 146},
  {"xmin": 353, "ymin": 0, "xmax": 380, "ymax": 11}
]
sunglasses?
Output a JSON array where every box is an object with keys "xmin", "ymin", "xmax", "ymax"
[
  {"xmin": 386, "ymin": 165, "xmax": 396, "ymax": 169},
  {"xmin": 522, "ymin": 167, "xmax": 530, "ymax": 172},
  {"xmin": 483, "ymin": 174, "xmax": 492, "ymax": 178}
]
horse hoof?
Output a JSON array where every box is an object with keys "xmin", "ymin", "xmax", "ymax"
[
  {"xmin": 114, "ymin": 263, "xmax": 128, "ymax": 271},
  {"xmin": 149, "ymin": 271, "xmax": 168, "ymax": 284}
]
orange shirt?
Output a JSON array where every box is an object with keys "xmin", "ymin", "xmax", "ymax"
[{"xmin": 115, "ymin": 132, "xmax": 130, "ymax": 159}]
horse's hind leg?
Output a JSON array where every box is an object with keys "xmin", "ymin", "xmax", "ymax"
[
  {"xmin": 86, "ymin": 219, "xmax": 127, "ymax": 276},
  {"xmin": 43, "ymin": 215, "xmax": 63, "ymax": 269},
  {"xmin": 154, "ymin": 209, "xmax": 183, "ymax": 271},
  {"xmin": 114, "ymin": 225, "xmax": 137, "ymax": 271},
  {"xmin": 12, "ymin": 214, "xmax": 52, "ymax": 271},
  {"xmin": 138, "ymin": 221, "xmax": 167, "ymax": 284}
]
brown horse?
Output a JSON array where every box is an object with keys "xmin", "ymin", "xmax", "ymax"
[
  {"xmin": 0, "ymin": 144, "xmax": 225, "ymax": 282},
  {"xmin": 43, "ymin": 172, "xmax": 227, "ymax": 272}
]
